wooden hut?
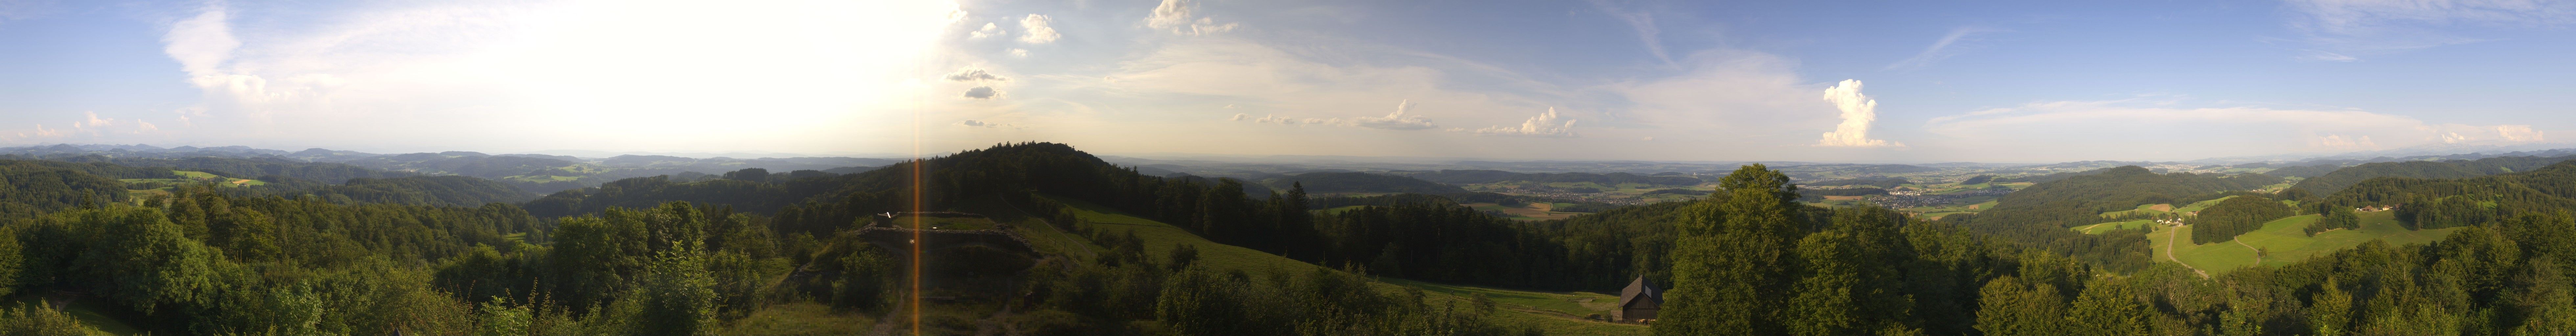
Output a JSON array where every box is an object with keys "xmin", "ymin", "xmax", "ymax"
[{"xmin": 1615, "ymin": 276, "xmax": 1662, "ymax": 322}]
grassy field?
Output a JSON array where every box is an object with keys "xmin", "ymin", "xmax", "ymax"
[
  {"xmin": 1040, "ymin": 195, "xmax": 1649, "ymax": 335},
  {"xmin": 2072, "ymin": 220, "xmax": 2159, "ymax": 234},
  {"xmin": 2148, "ymin": 211, "xmax": 2459, "ymax": 274}
]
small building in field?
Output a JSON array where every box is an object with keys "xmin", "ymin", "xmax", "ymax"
[{"xmin": 1615, "ymin": 276, "xmax": 1663, "ymax": 322}]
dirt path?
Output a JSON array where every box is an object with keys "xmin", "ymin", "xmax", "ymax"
[
  {"xmin": 2164, "ymin": 225, "xmax": 2211, "ymax": 278},
  {"xmin": 2233, "ymin": 239, "xmax": 2262, "ymax": 265}
]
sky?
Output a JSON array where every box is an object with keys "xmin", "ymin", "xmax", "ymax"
[{"xmin": 0, "ymin": 0, "xmax": 2570, "ymax": 163}]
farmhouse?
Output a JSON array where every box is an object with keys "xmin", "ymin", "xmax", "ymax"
[{"xmin": 1615, "ymin": 276, "xmax": 1663, "ymax": 322}]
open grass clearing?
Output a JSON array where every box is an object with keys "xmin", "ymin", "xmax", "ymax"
[{"xmin": 2148, "ymin": 211, "xmax": 2461, "ymax": 274}]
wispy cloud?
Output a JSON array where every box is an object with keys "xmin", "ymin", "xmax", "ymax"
[
  {"xmin": 1886, "ymin": 27, "xmax": 2002, "ymax": 70},
  {"xmin": 1226, "ymin": 101, "xmax": 1438, "ymax": 130},
  {"xmin": 1588, "ymin": 0, "xmax": 1673, "ymax": 66},
  {"xmin": 2282, "ymin": 0, "xmax": 2576, "ymax": 57},
  {"xmin": 1816, "ymin": 80, "xmax": 1901, "ymax": 147}
]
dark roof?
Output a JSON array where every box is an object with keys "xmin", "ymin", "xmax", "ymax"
[{"xmin": 1617, "ymin": 276, "xmax": 1662, "ymax": 308}]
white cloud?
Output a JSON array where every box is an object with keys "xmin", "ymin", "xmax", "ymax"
[
  {"xmin": 1019, "ymin": 14, "xmax": 1060, "ymax": 43},
  {"xmin": 2498, "ymin": 124, "xmax": 2547, "ymax": 142},
  {"xmin": 1470, "ymin": 108, "xmax": 1578, "ymax": 137},
  {"xmin": 970, "ymin": 22, "xmax": 1004, "ymax": 39},
  {"xmin": 1009, "ymin": 48, "xmax": 1028, "ymax": 58},
  {"xmin": 137, "ymin": 120, "xmax": 160, "ymax": 133},
  {"xmin": 1347, "ymin": 100, "xmax": 1438, "ymax": 130},
  {"xmin": 80, "ymin": 111, "xmax": 116, "ymax": 128},
  {"xmin": 1816, "ymin": 79, "xmax": 1902, "ymax": 147},
  {"xmin": 1145, "ymin": 0, "xmax": 1237, "ymax": 36},
  {"xmin": 1229, "ymin": 113, "xmax": 1249, "ymax": 121},
  {"xmin": 1887, "ymin": 27, "xmax": 2001, "ymax": 70},
  {"xmin": 963, "ymin": 86, "xmax": 1001, "ymax": 99},
  {"xmin": 944, "ymin": 68, "xmax": 1007, "ymax": 82}
]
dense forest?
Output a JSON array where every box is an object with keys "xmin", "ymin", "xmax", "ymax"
[
  {"xmin": 2187, "ymin": 195, "xmax": 2295, "ymax": 244},
  {"xmin": 1397, "ymin": 170, "xmax": 1703, "ymax": 186},
  {"xmin": 1262, "ymin": 172, "xmax": 1469, "ymax": 194}
]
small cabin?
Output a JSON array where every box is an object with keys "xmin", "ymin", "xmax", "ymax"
[{"xmin": 1615, "ymin": 276, "xmax": 1663, "ymax": 322}]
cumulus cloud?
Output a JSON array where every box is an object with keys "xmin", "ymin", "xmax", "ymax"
[
  {"xmin": 1816, "ymin": 79, "xmax": 1902, "ymax": 147},
  {"xmin": 2497, "ymin": 125, "xmax": 2547, "ymax": 142},
  {"xmin": 1229, "ymin": 113, "xmax": 1249, "ymax": 121},
  {"xmin": 137, "ymin": 120, "xmax": 159, "ymax": 133},
  {"xmin": 1018, "ymin": 14, "xmax": 1060, "ymax": 43},
  {"xmin": 1009, "ymin": 49, "xmax": 1028, "ymax": 58},
  {"xmin": 969, "ymin": 22, "xmax": 1004, "ymax": 39},
  {"xmin": 944, "ymin": 68, "xmax": 1007, "ymax": 82},
  {"xmin": 1145, "ymin": 0, "xmax": 1237, "ymax": 36},
  {"xmin": 1347, "ymin": 100, "xmax": 1438, "ymax": 130},
  {"xmin": 80, "ymin": 111, "xmax": 117, "ymax": 128},
  {"xmin": 962, "ymin": 86, "xmax": 1001, "ymax": 99},
  {"xmin": 1469, "ymin": 108, "xmax": 1578, "ymax": 137}
]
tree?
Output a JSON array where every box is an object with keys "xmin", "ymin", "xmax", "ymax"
[
  {"xmin": 2309, "ymin": 278, "xmax": 2353, "ymax": 336},
  {"xmin": 1659, "ymin": 164, "xmax": 1804, "ymax": 336},
  {"xmin": 2065, "ymin": 281, "xmax": 2148, "ymax": 336},
  {"xmin": 1972, "ymin": 276, "xmax": 2066, "ymax": 336},
  {"xmin": 72, "ymin": 207, "xmax": 224, "ymax": 314}
]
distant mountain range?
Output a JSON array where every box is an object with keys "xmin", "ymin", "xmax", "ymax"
[{"xmin": 0, "ymin": 143, "xmax": 902, "ymax": 194}]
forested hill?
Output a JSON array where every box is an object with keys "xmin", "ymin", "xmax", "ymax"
[
  {"xmin": 1264, "ymin": 172, "xmax": 1466, "ymax": 194},
  {"xmin": 48, "ymin": 155, "xmax": 414, "ymax": 183},
  {"xmin": 0, "ymin": 160, "xmax": 149, "ymax": 216},
  {"xmin": 2291, "ymin": 154, "xmax": 2576, "ymax": 194},
  {"xmin": 1395, "ymin": 169, "xmax": 1703, "ymax": 185},
  {"xmin": 2308, "ymin": 159, "xmax": 2576, "ymax": 229},
  {"xmin": 1957, "ymin": 166, "xmax": 2281, "ymax": 270}
]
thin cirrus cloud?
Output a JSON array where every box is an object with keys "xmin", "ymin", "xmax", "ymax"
[
  {"xmin": 2280, "ymin": 0, "xmax": 2576, "ymax": 56},
  {"xmin": 1816, "ymin": 79, "xmax": 1901, "ymax": 147},
  {"xmin": 1226, "ymin": 100, "xmax": 1435, "ymax": 130},
  {"xmin": 1885, "ymin": 27, "xmax": 2000, "ymax": 70}
]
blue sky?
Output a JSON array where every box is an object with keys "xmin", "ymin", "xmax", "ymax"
[{"xmin": 0, "ymin": 0, "xmax": 2568, "ymax": 162}]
